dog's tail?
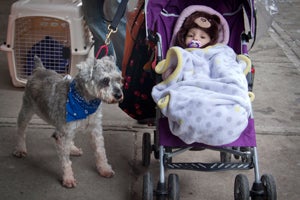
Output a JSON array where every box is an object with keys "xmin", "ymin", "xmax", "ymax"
[{"xmin": 34, "ymin": 55, "xmax": 45, "ymax": 69}]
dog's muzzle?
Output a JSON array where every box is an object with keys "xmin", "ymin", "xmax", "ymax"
[{"xmin": 113, "ymin": 89, "xmax": 124, "ymax": 102}]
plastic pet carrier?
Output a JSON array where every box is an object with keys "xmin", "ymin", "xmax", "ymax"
[{"xmin": 1, "ymin": 0, "xmax": 92, "ymax": 87}]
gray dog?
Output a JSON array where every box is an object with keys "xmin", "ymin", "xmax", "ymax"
[{"xmin": 13, "ymin": 56, "xmax": 123, "ymax": 188}]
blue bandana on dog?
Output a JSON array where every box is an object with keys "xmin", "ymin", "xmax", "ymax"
[{"xmin": 66, "ymin": 81, "xmax": 101, "ymax": 122}]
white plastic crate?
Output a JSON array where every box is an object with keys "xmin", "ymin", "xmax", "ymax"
[{"xmin": 1, "ymin": 0, "xmax": 92, "ymax": 87}]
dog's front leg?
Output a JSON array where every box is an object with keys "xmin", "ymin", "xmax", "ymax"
[
  {"xmin": 54, "ymin": 132, "xmax": 77, "ymax": 188},
  {"xmin": 89, "ymin": 127, "xmax": 115, "ymax": 178}
]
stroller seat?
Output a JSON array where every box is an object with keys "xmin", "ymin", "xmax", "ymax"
[{"xmin": 152, "ymin": 4, "xmax": 253, "ymax": 146}]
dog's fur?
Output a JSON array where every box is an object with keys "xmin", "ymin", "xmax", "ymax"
[{"xmin": 14, "ymin": 56, "xmax": 123, "ymax": 188}]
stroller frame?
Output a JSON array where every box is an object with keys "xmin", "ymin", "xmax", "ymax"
[{"xmin": 141, "ymin": 0, "xmax": 277, "ymax": 200}]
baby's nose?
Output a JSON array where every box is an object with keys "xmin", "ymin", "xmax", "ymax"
[{"xmin": 192, "ymin": 35, "xmax": 199, "ymax": 40}]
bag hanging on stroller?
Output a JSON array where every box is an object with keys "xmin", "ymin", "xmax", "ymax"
[{"xmin": 119, "ymin": 0, "xmax": 157, "ymax": 121}]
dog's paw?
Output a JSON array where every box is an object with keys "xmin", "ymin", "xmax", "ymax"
[
  {"xmin": 13, "ymin": 150, "xmax": 27, "ymax": 158},
  {"xmin": 70, "ymin": 147, "xmax": 83, "ymax": 156},
  {"xmin": 98, "ymin": 166, "xmax": 115, "ymax": 178},
  {"xmin": 62, "ymin": 178, "xmax": 77, "ymax": 188}
]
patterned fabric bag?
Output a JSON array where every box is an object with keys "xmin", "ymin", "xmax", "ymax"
[{"xmin": 119, "ymin": 1, "xmax": 156, "ymax": 120}]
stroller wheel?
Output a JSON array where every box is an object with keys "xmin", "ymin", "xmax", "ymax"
[
  {"xmin": 168, "ymin": 174, "xmax": 180, "ymax": 200},
  {"xmin": 142, "ymin": 132, "xmax": 152, "ymax": 167},
  {"xmin": 153, "ymin": 131, "xmax": 160, "ymax": 159},
  {"xmin": 143, "ymin": 172, "xmax": 153, "ymax": 200},
  {"xmin": 261, "ymin": 174, "xmax": 277, "ymax": 200},
  {"xmin": 234, "ymin": 174, "xmax": 250, "ymax": 200}
]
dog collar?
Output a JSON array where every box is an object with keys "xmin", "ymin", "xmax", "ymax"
[{"xmin": 66, "ymin": 81, "xmax": 101, "ymax": 122}]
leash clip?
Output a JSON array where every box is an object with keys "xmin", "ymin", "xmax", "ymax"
[{"xmin": 105, "ymin": 25, "xmax": 118, "ymax": 45}]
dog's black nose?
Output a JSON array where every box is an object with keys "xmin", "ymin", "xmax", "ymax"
[{"xmin": 114, "ymin": 92, "xmax": 123, "ymax": 100}]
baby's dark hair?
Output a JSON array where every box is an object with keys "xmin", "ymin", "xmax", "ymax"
[{"xmin": 174, "ymin": 11, "xmax": 221, "ymax": 48}]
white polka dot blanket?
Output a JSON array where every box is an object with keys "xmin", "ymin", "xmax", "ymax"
[{"xmin": 151, "ymin": 44, "xmax": 252, "ymax": 145}]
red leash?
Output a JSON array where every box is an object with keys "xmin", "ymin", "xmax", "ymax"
[{"xmin": 95, "ymin": 44, "xmax": 109, "ymax": 59}]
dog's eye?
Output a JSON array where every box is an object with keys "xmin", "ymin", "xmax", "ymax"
[{"xmin": 102, "ymin": 77, "xmax": 110, "ymax": 86}]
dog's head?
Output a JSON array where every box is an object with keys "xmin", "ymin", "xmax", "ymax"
[{"xmin": 76, "ymin": 56, "xmax": 123, "ymax": 104}]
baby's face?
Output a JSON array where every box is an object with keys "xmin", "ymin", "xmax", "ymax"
[{"xmin": 185, "ymin": 28, "xmax": 211, "ymax": 48}]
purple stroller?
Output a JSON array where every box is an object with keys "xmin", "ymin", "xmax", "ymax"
[{"xmin": 140, "ymin": 0, "xmax": 277, "ymax": 199}]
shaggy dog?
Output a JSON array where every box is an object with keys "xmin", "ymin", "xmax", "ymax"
[{"xmin": 13, "ymin": 56, "xmax": 123, "ymax": 188}]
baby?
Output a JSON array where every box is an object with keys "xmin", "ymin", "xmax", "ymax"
[
  {"xmin": 162, "ymin": 11, "xmax": 221, "ymax": 80},
  {"xmin": 174, "ymin": 11, "xmax": 221, "ymax": 49}
]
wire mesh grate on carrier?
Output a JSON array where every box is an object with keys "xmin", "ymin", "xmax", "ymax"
[{"xmin": 1, "ymin": 0, "xmax": 93, "ymax": 87}]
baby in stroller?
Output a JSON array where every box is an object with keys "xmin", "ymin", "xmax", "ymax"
[
  {"xmin": 174, "ymin": 11, "xmax": 220, "ymax": 48},
  {"xmin": 151, "ymin": 8, "xmax": 252, "ymax": 146},
  {"xmin": 162, "ymin": 11, "xmax": 225, "ymax": 79}
]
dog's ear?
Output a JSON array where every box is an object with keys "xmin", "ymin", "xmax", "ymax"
[
  {"xmin": 100, "ymin": 55, "xmax": 116, "ymax": 64},
  {"xmin": 34, "ymin": 55, "xmax": 45, "ymax": 69},
  {"xmin": 107, "ymin": 55, "xmax": 116, "ymax": 62},
  {"xmin": 76, "ymin": 57, "xmax": 96, "ymax": 80},
  {"xmin": 96, "ymin": 56, "xmax": 118, "ymax": 72},
  {"xmin": 77, "ymin": 57, "xmax": 96, "ymax": 70}
]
